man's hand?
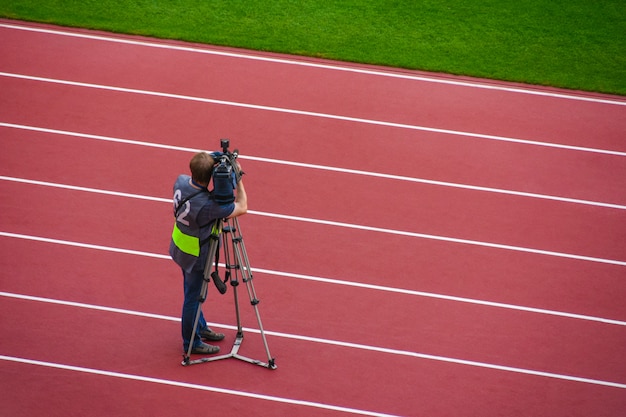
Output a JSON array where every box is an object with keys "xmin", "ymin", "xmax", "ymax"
[{"xmin": 233, "ymin": 160, "xmax": 245, "ymax": 183}]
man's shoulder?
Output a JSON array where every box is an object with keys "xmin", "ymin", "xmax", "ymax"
[
  {"xmin": 174, "ymin": 175, "xmax": 192, "ymax": 189},
  {"xmin": 175, "ymin": 174, "xmax": 191, "ymax": 183}
]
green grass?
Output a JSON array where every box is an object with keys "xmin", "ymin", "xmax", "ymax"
[{"xmin": 1, "ymin": 0, "xmax": 625, "ymax": 94}]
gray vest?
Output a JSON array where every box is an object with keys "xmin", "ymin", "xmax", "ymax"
[{"xmin": 169, "ymin": 175, "xmax": 211, "ymax": 272}]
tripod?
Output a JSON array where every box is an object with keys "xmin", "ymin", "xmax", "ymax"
[{"xmin": 181, "ymin": 216, "xmax": 276, "ymax": 370}]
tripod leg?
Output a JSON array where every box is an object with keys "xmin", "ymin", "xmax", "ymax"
[
  {"xmin": 184, "ymin": 218, "xmax": 276, "ymax": 369},
  {"xmin": 229, "ymin": 217, "xmax": 276, "ymax": 369},
  {"xmin": 182, "ymin": 220, "xmax": 223, "ymax": 366},
  {"xmin": 223, "ymin": 222, "xmax": 243, "ymax": 337}
]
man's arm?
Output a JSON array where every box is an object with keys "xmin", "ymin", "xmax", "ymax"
[{"xmin": 227, "ymin": 179, "xmax": 247, "ymax": 218}]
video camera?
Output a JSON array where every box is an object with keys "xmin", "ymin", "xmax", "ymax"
[{"xmin": 211, "ymin": 139, "xmax": 242, "ymax": 205}]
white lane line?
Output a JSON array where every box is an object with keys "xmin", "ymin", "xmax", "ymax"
[
  {"xmin": 2, "ymin": 72, "xmax": 625, "ymax": 157},
  {"xmin": 0, "ymin": 231, "xmax": 170, "ymax": 260},
  {"xmin": 1, "ymin": 291, "xmax": 177, "ymax": 322},
  {"xmin": 1, "ymin": 233, "xmax": 624, "ymax": 327},
  {"xmin": 259, "ymin": 267, "xmax": 626, "ymax": 327},
  {"xmin": 2, "ymin": 123, "xmax": 625, "ymax": 210},
  {"xmin": 1, "ymin": 177, "xmax": 625, "ymax": 266},
  {"xmin": 2, "ymin": 293, "xmax": 625, "ymax": 389},
  {"xmin": 1, "ymin": 22, "xmax": 625, "ymax": 106},
  {"xmin": 0, "ymin": 356, "xmax": 402, "ymax": 417},
  {"xmin": 0, "ymin": 174, "xmax": 170, "ymax": 204},
  {"xmin": 250, "ymin": 210, "xmax": 626, "ymax": 267}
]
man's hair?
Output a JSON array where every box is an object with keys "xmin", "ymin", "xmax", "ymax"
[{"xmin": 189, "ymin": 152, "xmax": 215, "ymax": 185}]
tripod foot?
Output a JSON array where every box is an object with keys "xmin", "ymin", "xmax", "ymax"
[{"xmin": 268, "ymin": 358, "xmax": 277, "ymax": 370}]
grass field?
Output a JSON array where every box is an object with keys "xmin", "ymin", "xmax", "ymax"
[{"xmin": 1, "ymin": 0, "xmax": 624, "ymax": 95}]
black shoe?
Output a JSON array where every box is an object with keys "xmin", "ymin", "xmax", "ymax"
[
  {"xmin": 199, "ymin": 328, "xmax": 225, "ymax": 341},
  {"xmin": 190, "ymin": 342, "xmax": 220, "ymax": 354}
]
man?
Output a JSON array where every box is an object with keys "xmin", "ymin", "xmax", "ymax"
[{"xmin": 169, "ymin": 151, "xmax": 247, "ymax": 354}]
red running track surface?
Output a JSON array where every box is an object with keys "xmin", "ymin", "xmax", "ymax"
[{"xmin": 1, "ymin": 20, "xmax": 625, "ymax": 417}]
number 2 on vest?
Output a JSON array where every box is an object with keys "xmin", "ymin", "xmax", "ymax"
[{"xmin": 173, "ymin": 189, "xmax": 191, "ymax": 226}]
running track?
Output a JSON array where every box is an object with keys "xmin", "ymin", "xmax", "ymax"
[{"xmin": 1, "ymin": 20, "xmax": 625, "ymax": 417}]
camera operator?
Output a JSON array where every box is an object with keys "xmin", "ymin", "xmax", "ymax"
[{"xmin": 169, "ymin": 151, "xmax": 247, "ymax": 355}]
